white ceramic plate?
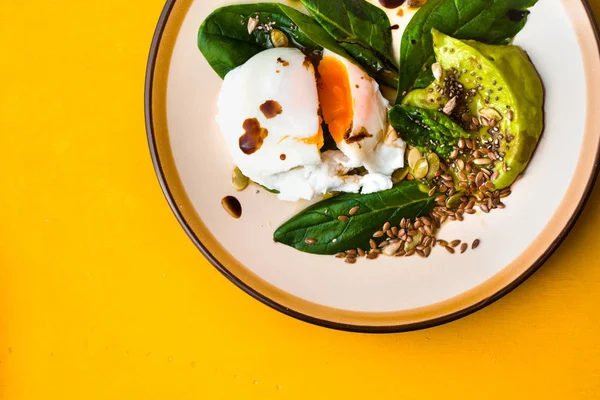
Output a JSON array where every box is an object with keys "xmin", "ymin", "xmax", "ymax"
[{"xmin": 145, "ymin": 0, "xmax": 600, "ymax": 332}]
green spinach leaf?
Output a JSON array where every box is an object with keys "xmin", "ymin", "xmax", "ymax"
[
  {"xmin": 274, "ymin": 181, "xmax": 435, "ymax": 255},
  {"xmin": 396, "ymin": 0, "xmax": 538, "ymax": 101},
  {"xmin": 300, "ymin": 0, "xmax": 398, "ymax": 87},
  {"xmin": 198, "ymin": 3, "xmax": 348, "ymax": 79},
  {"xmin": 388, "ymin": 105, "xmax": 471, "ymax": 159}
]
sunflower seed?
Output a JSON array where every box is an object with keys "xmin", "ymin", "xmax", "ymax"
[
  {"xmin": 479, "ymin": 107, "xmax": 503, "ymax": 121},
  {"xmin": 443, "ymin": 96, "xmax": 458, "ymax": 115},
  {"xmin": 474, "ymin": 158, "xmax": 493, "ymax": 166},
  {"xmin": 432, "ymin": 62, "xmax": 443, "ymax": 81},
  {"xmin": 247, "ymin": 17, "xmax": 259, "ymax": 34}
]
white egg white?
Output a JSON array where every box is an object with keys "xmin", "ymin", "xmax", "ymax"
[{"xmin": 217, "ymin": 48, "xmax": 322, "ymax": 178}]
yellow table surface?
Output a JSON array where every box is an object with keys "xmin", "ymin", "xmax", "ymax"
[{"xmin": 2, "ymin": 1, "xmax": 600, "ymax": 399}]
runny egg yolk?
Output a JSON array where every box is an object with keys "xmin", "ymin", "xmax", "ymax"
[
  {"xmin": 317, "ymin": 56, "xmax": 354, "ymax": 143},
  {"xmin": 299, "ymin": 124, "xmax": 324, "ymax": 148}
]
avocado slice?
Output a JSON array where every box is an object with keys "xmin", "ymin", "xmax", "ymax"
[{"xmin": 403, "ymin": 29, "xmax": 544, "ymax": 189}]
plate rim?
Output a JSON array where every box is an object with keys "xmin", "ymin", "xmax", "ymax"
[{"xmin": 144, "ymin": 0, "xmax": 600, "ymax": 333}]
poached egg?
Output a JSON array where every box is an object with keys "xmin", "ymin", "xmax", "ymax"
[{"xmin": 216, "ymin": 47, "xmax": 404, "ymax": 202}]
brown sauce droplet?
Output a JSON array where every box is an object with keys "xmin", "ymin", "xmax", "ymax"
[
  {"xmin": 259, "ymin": 100, "xmax": 283, "ymax": 119},
  {"xmin": 379, "ymin": 0, "xmax": 405, "ymax": 8},
  {"xmin": 239, "ymin": 118, "xmax": 268, "ymax": 155},
  {"xmin": 277, "ymin": 57, "xmax": 290, "ymax": 67},
  {"xmin": 280, "ymin": 154, "xmax": 287, "ymax": 161},
  {"xmin": 303, "ymin": 56, "xmax": 312, "ymax": 69},
  {"xmin": 222, "ymin": 196, "xmax": 242, "ymax": 219},
  {"xmin": 345, "ymin": 127, "xmax": 373, "ymax": 144}
]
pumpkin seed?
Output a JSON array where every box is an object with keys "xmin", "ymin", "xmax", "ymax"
[
  {"xmin": 270, "ymin": 29, "xmax": 289, "ymax": 48},
  {"xmin": 413, "ymin": 159, "xmax": 429, "ymax": 180},
  {"xmin": 408, "ymin": 147, "xmax": 422, "ymax": 170},
  {"xmin": 232, "ymin": 166, "xmax": 250, "ymax": 191},
  {"xmin": 404, "ymin": 232, "xmax": 422, "ymax": 251},
  {"xmin": 445, "ymin": 192, "xmax": 464, "ymax": 209},
  {"xmin": 426, "ymin": 153, "xmax": 440, "ymax": 180},
  {"xmin": 392, "ymin": 167, "xmax": 409, "ymax": 183}
]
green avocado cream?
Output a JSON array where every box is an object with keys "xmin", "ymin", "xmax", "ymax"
[{"xmin": 402, "ymin": 29, "xmax": 544, "ymax": 189}]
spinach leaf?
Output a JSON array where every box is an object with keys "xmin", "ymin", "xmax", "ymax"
[
  {"xmin": 300, "ymin": 0, "xmax": 398, "ymax": 87},
  {"xmin": 198, "ymin": 3, "xmax": 348, "ymax": 79},
  {"xmin": 388, "ymin": 105, "xmax": 471, "ymax": 159},
  {"xmin": 274, "ymin": 181, "xmax": 435, "ymax": 255},
  {"xmin": 397, "ymin": 0, "xmax": 538, "ymax": 101}
]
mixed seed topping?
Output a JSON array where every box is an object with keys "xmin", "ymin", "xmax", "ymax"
[
  {"xmin": 328, "ymin": 208, "xmax": 484, "ymax": 263},
  {"xmin": 303, "ymin": 114, "xmax": 513, "ymax": 262}
]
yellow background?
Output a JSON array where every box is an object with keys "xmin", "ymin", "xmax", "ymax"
[{"xmin": 1, "ymin": 1, "xmax": 600, "ymax": 398}]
